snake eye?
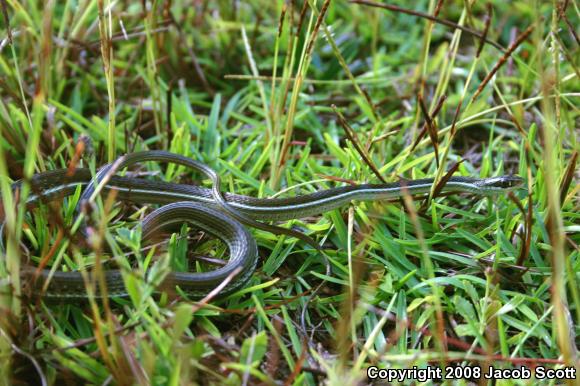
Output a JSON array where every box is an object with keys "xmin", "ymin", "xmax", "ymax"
[
  {"xmin": 502, "ymin": 176, "xmax": 524, "ymax": 189},
  {"xmin": 484, "ymin": 176, "xmax": 524, "ymax": 190}
]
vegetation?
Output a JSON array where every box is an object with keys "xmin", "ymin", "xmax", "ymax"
[{"xmin": 0, "ymin": 0, "xmax": 578, "ymax": 384}]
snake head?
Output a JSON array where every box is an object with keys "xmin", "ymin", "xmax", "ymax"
[{"xmin": 479, "ymin": 175, "xmax": 525, "ymax": 193}]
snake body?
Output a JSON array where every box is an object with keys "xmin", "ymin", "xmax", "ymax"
[{"xmin": 4, "ymin": 151, "xmax": 524, "ymax": 300}]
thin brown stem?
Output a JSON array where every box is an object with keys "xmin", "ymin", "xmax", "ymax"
[{"xmin": 350, "ymin": 0, "xmax": 505, "ymax": 51}]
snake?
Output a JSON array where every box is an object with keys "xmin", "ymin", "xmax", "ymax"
[{"xmin": 2, "ymin": 151, "xmax": 524, "ymax": 300}]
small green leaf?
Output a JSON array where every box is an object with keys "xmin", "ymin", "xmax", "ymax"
[
  {"xmin": 240, "ymin": 331, "xmax": 268, "ymax": 366},
  {"xmin": 173, "ymin": 303, "xmax": 194, "ymax": 338}
]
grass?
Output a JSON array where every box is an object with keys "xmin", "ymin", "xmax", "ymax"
[{"xmin": 0, "ymin": 0, "xmax": 579, "ymax": 385}]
